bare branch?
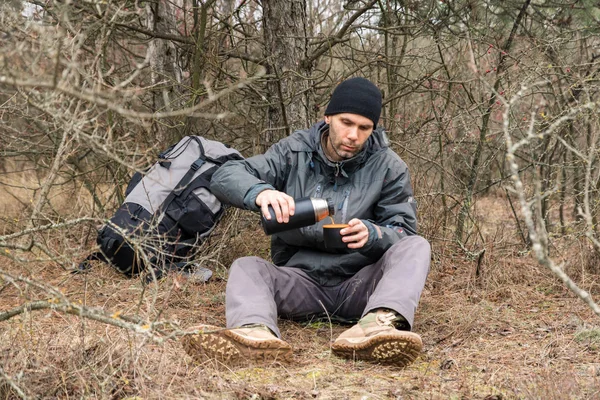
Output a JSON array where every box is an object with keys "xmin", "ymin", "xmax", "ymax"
[
  {"xmin": 503, "ymin": 84, "xmax": 600, "ymax": 318},
  {"xmin": 303, "ymin": 0, "xmax": 378, "ymax": 67}
]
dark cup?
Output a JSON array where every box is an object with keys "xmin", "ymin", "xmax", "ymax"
[{"xmin": 323, "ymin": 224, "xmax": 349, "ymax": 249}]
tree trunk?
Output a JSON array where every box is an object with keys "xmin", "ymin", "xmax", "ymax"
[
  {"xmin": 261, "ymin": 0, "xmax": 311, "ymax": 150},
  {"xmin": 146, "ymin": 0, "xmax": 185, "ymax": 144},
  {"xmin": 455, "ymin": 0, "xmax": 531, "ymax": 242}
]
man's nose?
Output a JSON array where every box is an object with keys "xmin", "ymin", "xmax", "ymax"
[{"xmin": 347, "ymin": 126, "xmax": 358, "ymax": 141}]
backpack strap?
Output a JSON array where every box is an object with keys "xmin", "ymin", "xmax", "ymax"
[
  {"xmin": 161, "ymin": 136, "xmax": 233, "ymax": 205},
  {"xmin": 162, "ymin": 156, "xmax": 206, "ymax": 211},
  {"xmin": 73, "ymin": 251, "xmax": 107, "ymax": 273},
  {"xmin": 177, "ymin": 165, "xmax": 218, "ymax": 200},
  {"xmin": 190, "ymin": 136, "xmax": 243, "ymax": 166}
]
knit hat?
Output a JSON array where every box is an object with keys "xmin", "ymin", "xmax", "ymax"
[{"xmin": 324, "ymin": 77, "xmax": 382, "ymax": 126}]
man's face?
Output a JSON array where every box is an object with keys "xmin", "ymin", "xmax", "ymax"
[{"xmin": 324, "ymin": 113, "xmax": 374, "ymax": 161}]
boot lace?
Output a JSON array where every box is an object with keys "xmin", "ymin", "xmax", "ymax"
[{"xmin": 376, "ymin": 311, "xmax": 398, "ymax": 327}]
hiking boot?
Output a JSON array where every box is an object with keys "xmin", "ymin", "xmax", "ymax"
[
  {"xmin": 182, "ymin": 324, "xmax": 292, "ymax": 365},
  {"xmin": 331, "ymin": 309, "xmax": 422, "ymax": 367}
]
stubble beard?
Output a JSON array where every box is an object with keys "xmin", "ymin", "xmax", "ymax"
[
  {"xmin": 331, "ymin": 136, "xmax": 362, "ymax": 160},
  {"xmin": 326, "ymin": 127, "xmax": 362, "ymax": 161}
]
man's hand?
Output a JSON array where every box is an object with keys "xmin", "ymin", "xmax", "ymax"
[
  {"xmin": 340, "ymin": 218, "xmax": 370, "ymax": 249},
  {"xmin": 255, "ymin": 189, "xmax": 295, "ymax": 223}
]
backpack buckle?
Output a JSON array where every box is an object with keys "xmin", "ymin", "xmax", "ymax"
[{"xmin": 191, "ymin": 158, "xmax": 205, "ymax": 171}]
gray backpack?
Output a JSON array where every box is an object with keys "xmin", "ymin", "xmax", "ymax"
[{"xmin": 78, "ymin": 136, "xmax": 243, "ymax": 282}]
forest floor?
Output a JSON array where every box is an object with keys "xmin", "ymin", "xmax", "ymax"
[{"xmin": 1, "ymin": 197, "xmax": 600, "ymax": 399}]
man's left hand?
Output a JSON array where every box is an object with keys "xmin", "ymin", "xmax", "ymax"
[{"xmin": 340, "ymin": 219, "xmax": 369, "ymax": 249}]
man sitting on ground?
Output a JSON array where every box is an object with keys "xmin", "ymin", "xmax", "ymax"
[{"xmin": 182, "ymin": 77, "xmax": 431, "ymax": 367}]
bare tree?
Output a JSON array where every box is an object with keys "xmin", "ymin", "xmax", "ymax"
[{"xmin": 3, "ymin": 1, "xmax": 600, "ymax": 396}]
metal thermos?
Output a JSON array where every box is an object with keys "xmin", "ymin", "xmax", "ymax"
[{"xmin": 261, "ymin": 197, "xmax": 335, "ymax": 235}]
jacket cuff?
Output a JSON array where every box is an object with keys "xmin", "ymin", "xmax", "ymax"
[
  {"xmin": 243, "ymin": 183, "xmax": 276, "ymax": 211},
  {"xmin": 362, "ymin": 219, "xmax": 381, "ymax": 250}
]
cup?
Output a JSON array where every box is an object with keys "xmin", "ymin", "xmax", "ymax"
[{"xmin": 323, "ymin": 224, "xmax": 349, "ymax": 249}]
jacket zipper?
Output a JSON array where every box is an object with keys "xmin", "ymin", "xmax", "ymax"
[
  {"xmin": 315, "ymin": 184, "xmax": 322, "ymax": 198},
  {"xmin": 333, "ymin": 163, "xmax": 340, "ymax": 192},
  {"xmin": 339, "ymin": 188, "xmax": 350, "ymax": 223}
]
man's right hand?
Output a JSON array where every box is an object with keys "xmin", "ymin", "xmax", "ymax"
[{"xmin": 255, "ymin": 190, "xmax": 295, "ymax": 223}]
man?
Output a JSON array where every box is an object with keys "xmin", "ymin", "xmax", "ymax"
[{"xmin": 182, "ymin": 77, "xmax": 430, "ymax": 367}]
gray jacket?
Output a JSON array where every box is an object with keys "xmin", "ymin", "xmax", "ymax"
[{"xmin": 210, "ymin": 121, "xmax": 418, "ymax": 286}]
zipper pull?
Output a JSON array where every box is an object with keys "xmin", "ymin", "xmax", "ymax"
[
  {"xmin": 338, "ymin": 189, "xmax": 350, "ymax": 210},
  {"xmin": 333, "ymin": 163, "xmax": 341, "ymax": 192},
  {"xmin": 315, "ymin": 184, "xmax": 322, "ymax": 198}
]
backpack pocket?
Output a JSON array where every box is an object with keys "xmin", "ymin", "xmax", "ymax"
[{"xmin": 166, "ymin": 187, "xmax": 221, "ymax": 237}]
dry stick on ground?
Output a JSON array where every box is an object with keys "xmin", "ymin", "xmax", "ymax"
[
  {"xmin": 0, "ymin": 269, "xmax": 223, "ymax": 343},
  {"xmin": 502, "ymin": 85, "xmax": 600, "ymax": 318},
  {"xmin": 0, "ymin": 365, "xmax": 29, "ymax": 400},
  {"xmin": 0, "ymin": 299, "xmax": 152, "ymax": 333},
  {"xmin": 317, "ymin": 299, "xmax": 335, "ymax": 358},
  {"xmin": 0, "ymin": 218, "xmax": 99, "ymax": 244},
  {"xmin": 0, "ymin": 218, "xmax": 101, "ymax": 274},
  {"xmin": 0, "ymin": 271, "xmax": 172, "ymax": 337}
]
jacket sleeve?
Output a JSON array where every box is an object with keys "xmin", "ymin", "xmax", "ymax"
[
  {"xmin": 359, "ymin": 160, "xmax": 418, "ymax": 259},
  {"xmin": 209, "ymin": 140, "xmax": 290, "ymax": 211}
]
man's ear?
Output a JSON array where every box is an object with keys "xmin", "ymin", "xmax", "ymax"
[{"xmin": 324, "ymin": 115, "xmax": 330, "ymax": 124}]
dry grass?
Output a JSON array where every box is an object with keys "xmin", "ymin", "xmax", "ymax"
[{"xmin": 1, "ymin": 193, "xmax": 600, "ymax": 399}]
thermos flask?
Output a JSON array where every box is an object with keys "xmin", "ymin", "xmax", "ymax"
[{"xmin": 261, "ymin": 197, "xmax": 335, "ymax": 235}]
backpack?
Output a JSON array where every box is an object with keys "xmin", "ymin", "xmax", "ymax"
[{"xmin": 78, "ymin": 136, "xmax": 243, "ymax": 282}]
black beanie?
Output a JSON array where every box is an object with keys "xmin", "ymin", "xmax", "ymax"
[{"xmin": 324, "ymin": 77, "xmax": 382, "ymax": 126}]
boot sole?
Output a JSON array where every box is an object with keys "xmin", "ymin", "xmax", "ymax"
[
  {"xmin": 182, "ymin": 325, "xmax": 292, "ymax": 365},
  {"xmin": 331, "ymin": 331, "xmax": 423, "ymax": 367}
]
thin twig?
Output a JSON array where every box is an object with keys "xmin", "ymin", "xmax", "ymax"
[{"xmin": 0, "ymin": 366, "xmax": 28, "ymax": 400}]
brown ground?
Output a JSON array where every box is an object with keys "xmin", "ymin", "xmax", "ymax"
[{"xmin": 1, "ymin": 198, "xmax": 600, "ymax": 399}]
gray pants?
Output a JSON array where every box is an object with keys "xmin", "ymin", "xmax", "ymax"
[{"xmin": 225, "ymin": 235, "xmax": 431, "ymax": 338}]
